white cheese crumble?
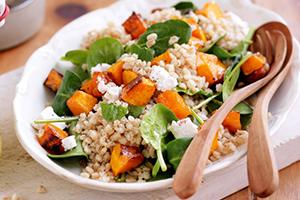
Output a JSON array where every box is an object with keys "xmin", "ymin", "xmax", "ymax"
[
  {"xmin": 32, "ymin": 106, "xmax": 66, "ymax": 130},
  {"xmin": 149, "ymin": 66, "xmax": 178, "ymax": 91},
  {"xmin": 61, "ymin": 135, "xmax": 77, "ymax": 151},
  {"xmin": 97, "ymin": 77, "xmax": 122, "ymax": 103},
  {"xmin": 55, "ymin": 60, "xmax": 75, "ymax": 75},
  {"xmin": 169, "ymin": 36, "xmax": 179, "ymax": 45},
  {"xmin": 146, "ymin": 33, "xmax": 158, "ymax": 48},
  {"xmin": 216, "ymin": 83, "xmax": 223, "ymax": 92},
  {"xmin": 169, "ymin": 118, "xmax": 198, "ymax": 138},
  {"xmin": 91, "ymin": 63, "xmax": 111, "ymax": 75}
]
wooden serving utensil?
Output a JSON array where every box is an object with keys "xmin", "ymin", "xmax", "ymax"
[
  {"xmin": 173, "ymin": 24, "xmax": 287, "ymax": 199},
  {"xmin": 247, "ymin": 22, "xmax": 293, "ymax": 198}
]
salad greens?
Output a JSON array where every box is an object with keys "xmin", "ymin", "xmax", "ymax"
[
  {"xmin": 140, "ymin": 104, "xmax": 178, "ymax": 173},
  {"xmin": 48, "ymin": 122, "xmax": 87, "ymax": 159},
  {"xmin": 125, "ymin": 44, "xmax": 154, "ymax": 61},
  {"xmin": 100, "ymin": 103, "xmax": 128, "ymax": 122},
  {"xmin": 173, "ymin": 1, "xmax": 196, "ymax": 14},
  {"xmin": 52, "ymin": 70, "xmax": 82, "ymax": 116},
  {"xmin": 175, "ymin": 86, "xmax": 213, "ymax": 97},
  {"xmin": 33, "ymin": 116, "xmax": 79, "ymax": 124},
  {"xmin": 128, "ymin": 105, "xmax": 144, "ymax": 118},
  {"xmin": 87, "ymin": 37, "xmax": 124, "ymax": 71},
  {"xmin": 166, "ymin": 137, "xmax": 192, "ymax": 170},
  {"xmin": 62, "ymin": 50, "xmax": 88, "ymax": 66},
  {"xmin": 138, "ymin": 19, "xmax": 192, "ymax": 56}
]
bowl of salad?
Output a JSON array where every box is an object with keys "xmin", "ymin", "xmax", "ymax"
[{"xmin": 13, "ymin": 0, "xmax": 300, "ymax": 192}]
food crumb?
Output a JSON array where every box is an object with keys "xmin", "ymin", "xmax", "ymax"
[{"xmin": 36, "ymin": 184, "xmax": 47, "ymax": 194}]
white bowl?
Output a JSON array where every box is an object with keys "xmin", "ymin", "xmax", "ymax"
[{"xmin": 13, "ymin": 0, "xmax": 300, "ymax": 192}]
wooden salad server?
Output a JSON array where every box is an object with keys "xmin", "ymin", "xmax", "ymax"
[
  {"xmin": 173, "ymin": 24, "xmax": 287, "ymax": 199},
  {"xmin": 247, "ymin": 22, "xmax": 293, "ymax": 198}
]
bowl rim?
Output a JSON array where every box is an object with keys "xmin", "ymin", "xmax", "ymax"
[{"xmin": 13, "ymin": 0, "xmax": 300, "ymax": 192}]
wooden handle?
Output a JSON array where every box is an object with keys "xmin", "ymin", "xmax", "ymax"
[
  {"xmin": 173, "ymin": 34, "xmax": 287, "ymax": 199},
  {"xmin": 247, "ymin": 62, "xmax": 292, "ymax": 197}
]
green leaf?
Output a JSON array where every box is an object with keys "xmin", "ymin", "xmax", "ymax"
[
  {"xmin": 62, "ymin": 50, "xmax": 88, "ymax": 66},
  {"xmin": 138, "ymin": 20, "xmax": 192, "ymax": 56},
  {"xmin": 148, "ymin": 169, "xmax": 174, "ymax": 181},
  {"xmin": 166, "ymin": 137, "xmax": 192, "ymax": 170},
  {"xmin": 173, "ymin": 1, "xmax": 196, "ymax": 14},
  {"xmin": 72, "ymin": 65, "xmax": 90, "ymax": 82},
  {"xmin": 52, "ymin": 70, "xmax": 82, "ymax": 116},
  {"xmin": 128, "ymin": 105, "xmax": 144, "ymax": 118},
  {"xmin": 125, "ymin": 44, "xmax": 154, "ymax": 61},
  {"xmin": 222, "ymin": 53, "xmax": 252, "ymax": 101},
  {"xmin": 140, "ymin": 104, "xmax": 178, "ymax": 172},
  {"xmin": 240, "ymin": 113, "xmax": 253, "ymax": 129},
  {"xmin": 233, "ymin": 102, "xmax": 253, "ymax": 115},
  {"xmin": 152, "ymin": 159, "xmax": 161, "ymax": 177},
  {"xmin": 100, "ymin": 102, "xmax": 128, "ymax": 122},
  {"xmin": 48, "ymin": 122, "xmax": 87, "ymax": 159},
  {"xmin": 190, "ymin": 109, "xmax": 204, "ymax": 125},
  {"xmin": 87, "ymin": 37, "xmax": 123, "ymax": 71},
  {"xmin": 200, "ymin": 34, "xmax": 225, "ymax": 52},
  {"xmin": 193, "ymin": 93, "xmax": 221, "ymax": 110},
  {"xmin": 175, "ymin": 87, "xmax": 212, "ymax": 97}
]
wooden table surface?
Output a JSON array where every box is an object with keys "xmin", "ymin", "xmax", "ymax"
[{"xmin": 0, "ymin": 0, "xmax": 299, "ymax": 199}]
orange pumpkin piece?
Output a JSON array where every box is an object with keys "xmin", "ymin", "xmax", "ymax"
[
  {"xmin": 156, "ymin": 90, "xmax": 191, "ymax": 119},
  {"xmin": 196, "ymin": 52, "xmax": 226, "ymax": 86},
  {"xmin": 222, "ymin": 111, "xmax": 242, "ymax": 133},
  {"xmin": 67, "ymin": 90, "xmax": 98, "ymax": 116},
  {"xmin": 122, "ymin": 12, "xmax": 147, "ymax": 39},
  {"xmin": 196, "ymin": 2, "xmax": 223, "ymax": 19},
  {"xmin": 245, "ymin": 63, "xmax": 270, "ymax": 83},
  {"xmin": 122, "ymin": 70, "xmax": 138, "ymax": 85},
  {"xmin": 151, "ymin": 51, "xmax": 172, "ymax": 66},
  {"xmin": 107, "ymin": 61, "xmax": 124, "ymax": 85},
  {"xmin": 210, "ymin": 132, "xmax": 219, "ymax": 154},
  {"xmin": 121, "ymin": 76, "xmax": 156, "ymax": 106},
  {"xmin": 241, "ymin": 53, "xmax": 267, "ymax": 76},
  {"xmin": 110, "ymin": 144, "xmax": 144, "ymax": 176},
  {"xmin": 192, "ymin": 28, "xmax": 207, "ymax": 42},
  {"xmin": 182, "ymin": 17, "xmax": 198, "ymax": 26},
  {"xmin": 44, "ymin": 69, "xmax": 63, "ymax": 93},
  {"xmin": 189, "ymin": 36, "xmax": 205, "ymax": 49},
  {"xmin": 81, "ymin": 72, "xmax": 109, "ymax": 97},
  {"xmin": 37, "ymin": 124, "xmax": 68, "ymax": 155}
]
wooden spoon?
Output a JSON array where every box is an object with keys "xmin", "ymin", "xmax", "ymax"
[
  {"xmin": 173, "ymin": 25, "xmax": 287, "ymax": 199},
  {"xmin": 247, "ymin": 22, "xmax": 293, "ymax": 198}
]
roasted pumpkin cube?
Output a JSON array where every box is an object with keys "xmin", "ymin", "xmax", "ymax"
[
  {"xmin": 81, "ymin": 72, "xmax": 109, "ymax": 97},
  {"xmin": 107, "ymin": 61, "xmax": 124, "ymax": 85},
  {"xmin": 182, "ymin": 17, "xmax": 198, "ymax": 26},
  {"xmin": 196, "ymin": 52, "xmax": 226, "ymax": 86},
  {"xmin": 37, "ymin": 124, "xmax": 68, "ymax": 155},
  {"xmin": 67, "ymin": 91, "xmax": 97, "ymax": 116},
  {"xmin": 122, "ymin": 12, "xmax": 147, "ymax": 39},
  {"xmin": 110, "ymin": 144, "xmax": 144, "ymax": 176},
  {"xmin": 196, "ymin": 2, "xmax": 223, "ymax": 19},
  {"xmin": 210, "ymin": 132, "xmax": 219, "ymax": 154},
  {"xmin": 245, "ymin": 64, "xmax": 270, "ymax": 83},
  {"xmin": 156, "ymin": 90, "xmax": 191, "ymax": 119},
  {"xmin": 122, "ymin": 70, "xmax": 138, "ymax": 85},
  {"xmin": 189, "ymin": 36, "xmax": 205, "ymax": 49},
  {"xmin": 151, "ymin": 51, "xmax": 172, "ymax": 66},
  {"xmin": 222, "ymin": 111, "xmax": 241, "ymax": 133},
  {"xmin": 121, "ymin": 76, "xmax": 156, "ymax": 106},
  {"xmin": 241, "ymin": 53, "xmax": 267, "ymax": 75},
  {"xmin": 192, "ymin": 28, "xmax": 207, "ymax": 42},
  {"xmin": 44, "ymin": 69, "xmax": 63, "ymax": 93}
]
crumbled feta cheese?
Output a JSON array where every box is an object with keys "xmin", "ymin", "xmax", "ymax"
[
  {"xmin": 97, "ymin": 77, "xmax": 122, "ymax": 103},
  {"xmin": 61, "ymin": 135, "xmax": 77, "ymax": 151},
  {"xmin": 169, "ymin": 118, "xmax": 198, "ymax": 138},
  {"xmin": 169, "ymin": 36, "xmax": 179, "ymax": 45},
  {"xmin": 149, "ymin": 66, "xmax": 178, "ymax": 91},
  {"xmin": 55, "ymin": 60, "xmax": 75, "ymax": 75},
  {"xmin": 91, "ymin": 63, "xmax": 111, "ymax": 75},
  {"xmin": 216, "ymin": 83, "xmax": 223, "ymax": 92},
  {"xmin": 32, "ymin": 106, "xmax": 66, "ymax": 130}
]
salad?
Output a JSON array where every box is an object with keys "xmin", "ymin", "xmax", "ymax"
[{"xmin": 33, "ymin": 1, "xmax": 269, "ymax": 182}]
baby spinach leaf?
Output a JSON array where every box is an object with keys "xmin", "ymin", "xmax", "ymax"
[
  {"xmin": 222, "ymin": 53, "xmax": 252, "ymax": 101},
  {"xmin": 233, "ymin": 101, "xmax": 253, "ymax": 115},
  {"xmin": 148, "ymin": 169, "xmax": 174, "ymax": 181},
  {"xmin": 33, "ymin": 116, "xmax": 79, "ymax": 124},
  {"xmin": 190, "ymin": 109, "xmax": 204, "ymax": 125},
  {"xmin": 52, "ymin": 70, "xmax": 82, "ymax": 116},
  {"xmin": 140, "ymin": 104, "xmax": 178, "ymax": 172},
  {"xmin": 152, "ymin": 159, "xmax": 161, "ymax": 177},
  {"xmin": 62, "ymin": 50, "xmax": 88, "ymax": 66},
  {"xmin": 72, "ymin": 65, "xmax": 90, "ymax": 82},
  {"xmin": 138, "ymin": 20, "xmax": 192, "ymax": 56},
  {"xmin": 231, "ymin": 27, "xmax": 255, "ymax": 55},
  {"xmin": 175, "ymin": 87, "xmax": 212, "ymax": 97},
  {"xmin": 200, "ymin": 35, "xmax": 225, "ymax": 53},
  {"xmin": 193, "ymin": 93, "xmax": 221, "ymax": 110},
  {"xmin": 48, "ymin": 121, "xmax": 87, "ymax": 159},
  {"xmin": 173, "ymin": 1, "xmax": 196, "ymax": 14},
  {"xmin": 240, "ymin": 113, "xmax": 253, "ymax": 129},
  {"xmin": 125, "ymin": 44, "xmax": 154, "ymax": 61},
  {"xmin": 128, "ymin": 105, "xmax": 144, "ymax": 118},
  {"xmin": 100, "ymin": 102, "xmax": 128, "ymax": 122},
  {"xmin": 166, "ymin": 137, "xmax": 192, "ymax": 170},
  {"xmin": 87, "ymin": 37, "xmax": 123, "ymax": 71}
]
